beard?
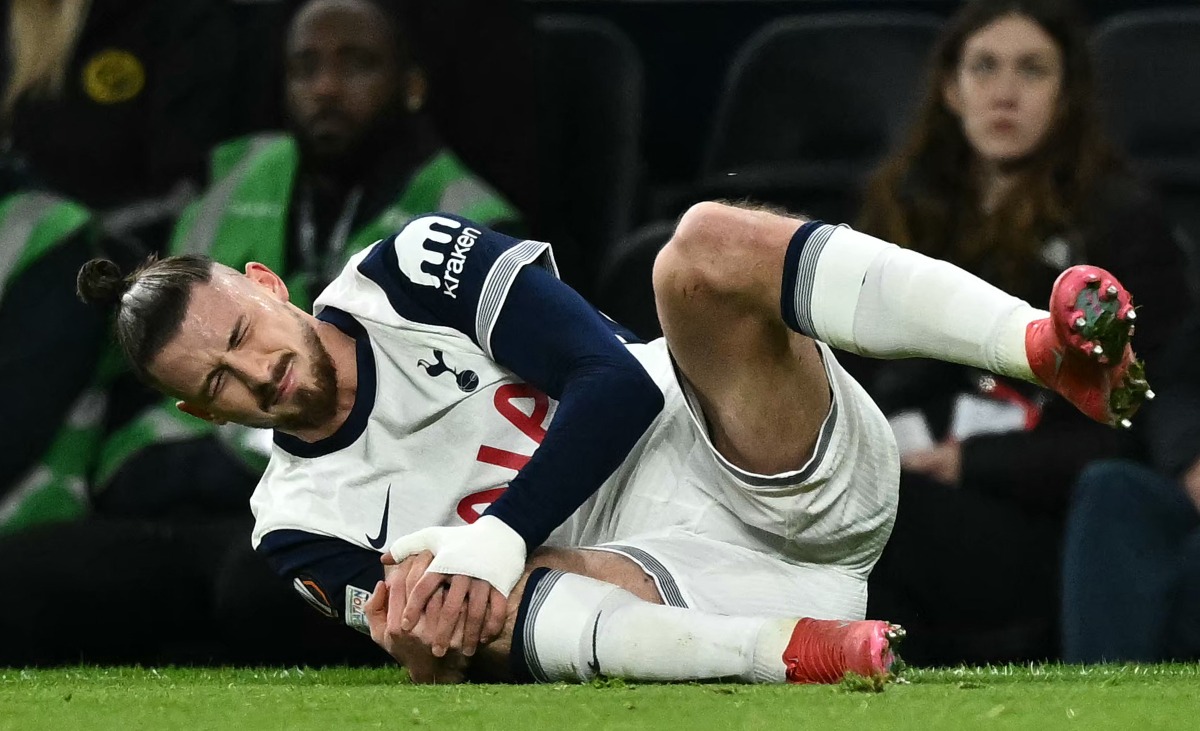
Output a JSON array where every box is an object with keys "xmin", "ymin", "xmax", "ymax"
[
  {"xmin": 274, "ymin": 316, "xmax": 340, "ymax": 432},
  {"xmin": 292, "ymin": 96, "xmax": 410, "ymax": 180}
]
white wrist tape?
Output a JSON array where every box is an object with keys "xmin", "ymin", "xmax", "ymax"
[{"xmin": 386, "ymin": 515, "xmax": 528, "ymax": 597}]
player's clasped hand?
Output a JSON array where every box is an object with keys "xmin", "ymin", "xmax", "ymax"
[
  {"xmin": 365, "ymin": 553, "xmax": 468, "ymax": 684},
  {"xmin": 407, "ymin": 571, "xmax": 505, "ymax": 658},
  {"xmin": 384, "ymin": 515, "xmax": 526, "ymax": 657},
  {"xmin": 378, "ymin": 551, "xmax": 505, "ymax": 658}
]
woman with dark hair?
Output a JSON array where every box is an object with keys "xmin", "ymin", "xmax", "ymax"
[{"xmin": 857, "ymin": 0, "xmax": 1191, "ymax": 665}]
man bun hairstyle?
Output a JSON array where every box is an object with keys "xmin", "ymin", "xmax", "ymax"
[
  {"xmin": 76, "ymin": 258, "xmax": 128, "ymax": 308},
  {"xmin": 76, "ymin": 254, "xmax": 215, "ymax": 385}
]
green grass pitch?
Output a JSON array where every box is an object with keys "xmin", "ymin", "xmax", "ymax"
[{"xmin": 3, "ymin": 664, "xmax": 1199, "ymax": 730}]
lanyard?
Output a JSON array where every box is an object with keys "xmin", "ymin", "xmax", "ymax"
[{"xmin": 296, "ymin": 184, "xmax": 364, "ymax": 295}]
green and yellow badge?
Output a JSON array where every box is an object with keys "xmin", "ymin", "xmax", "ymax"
[{"xmin": 82, "ymin": 49, "xmax": 145, "ymax": 104}]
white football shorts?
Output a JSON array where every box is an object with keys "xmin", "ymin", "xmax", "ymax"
[{"xmin": 557, "ymin": 337, "xmax": 900, "ymax": 620}]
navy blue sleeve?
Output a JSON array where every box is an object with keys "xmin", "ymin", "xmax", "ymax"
[
  {"xmin": 482, "ymin": 263, "xmax": 665, "ymax": 549},
  {"xmin": 359, "ymin": 213, "xmax": 664, "ymax": 550},
  {"xmin": 257, "ymin": 529, "xmax": 383, "ymax": 633},
  {"xmin": 357, "ymin": 213, "xmax": 557, "ymax": 355}
]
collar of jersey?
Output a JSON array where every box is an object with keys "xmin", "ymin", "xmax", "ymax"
[{"xmin": 272, "ymin": 306, "xmax": 377, "ymax": 458}]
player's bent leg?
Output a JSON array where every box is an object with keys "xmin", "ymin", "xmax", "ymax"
[
  {"xmin": 648, "ymin": 203, "xmax": 900, "ymax": 573},
  {"xmin": 483, "ymin": 543, "xmax": 904, "ymax": 686},
  {"xmin": 772, "ymin": 212, "xmax": 1151, "ymax": 427},
  {"xmin": 463, "ymin": 544, "xmax": 902, "ymax": 686},
  {"xmin": 662, "ymin": 201, "xmax": 1151, "ymax": 428},
  {"xmin": 370, "ymin": 541, "xmax": 907, "ymax": 687},
  {"xmin": 652, "ymin": 202, "xmax": 831, "ymax": 476}
]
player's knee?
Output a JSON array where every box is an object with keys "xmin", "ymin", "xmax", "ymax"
[
  {"xmin": 675, "ymin": 200, "xmax": 736, "ymax": 240},
  {"xmin": 671, "ymin": 201, "xmax": 741, "ymax": 265},
  {"xmin": 654, "ymin": 202, "xmax": 741, "ymax": 301},
  {"xmin": 656, "ymin": 200, "xmax": 791, "ymax": 302}
]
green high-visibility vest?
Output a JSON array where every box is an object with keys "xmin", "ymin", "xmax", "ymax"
[
  {"xmin": 172, "ymin": 132, "xmax": 518, "ymax": 310},
  {"xmin": 0, "ymin": 192, "xmax": 101, "ymax": 533},
  {"xmin": 95, "ymin": 133, "xmax": 521, "ymax": 483}
]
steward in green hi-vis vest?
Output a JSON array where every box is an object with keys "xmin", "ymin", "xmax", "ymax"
[
  {"xmin": 95, "ymin": 132, "xmax": 521, "ymax": 483},
  {"xmin": 0, "ymin": 192, "xmax": 107, "ymax": 533}
]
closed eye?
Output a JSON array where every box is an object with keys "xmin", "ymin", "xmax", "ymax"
[{"xmin": 201, "ymin": 315, "xmax": 247, "ymax": 402}]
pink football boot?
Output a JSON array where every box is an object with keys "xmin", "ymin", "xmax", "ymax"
[
  {"xmin": 1026, "ymin": 265, "xmax": 1153, "ymax": 428},
  {"xmin": 782, "ymin": 618, "xmax": 904, "ymax": 685}
]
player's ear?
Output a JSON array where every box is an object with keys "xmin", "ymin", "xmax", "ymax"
[
  {"xmin": 177, "ymin": 400, "xmax": 227, "ymax": 425},
  {"xmin": 244, "ymin": 261, "xmax": 290, "ymax": 303}
]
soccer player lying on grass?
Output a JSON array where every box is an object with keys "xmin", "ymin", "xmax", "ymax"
[{"xmin": 77, "ymin": 202, "xmax": 1149, "ymax": 685}]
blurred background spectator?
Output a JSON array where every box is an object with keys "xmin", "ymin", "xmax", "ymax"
[
  {"xmin": 855, "ymin": 0, "xmax": 1189, "ymax": 666},
  {"xmin": 0, "ymin": 0, "xmax": 1195, "ymax": 668},
  {"xmin": 1062, "ymin": 305, "xmax": 1200, "ymax": 663}
]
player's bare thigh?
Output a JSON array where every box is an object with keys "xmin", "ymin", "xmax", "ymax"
[{"xmin": 651, "ymin": 201, "xmax": 832, "ymax": 475}]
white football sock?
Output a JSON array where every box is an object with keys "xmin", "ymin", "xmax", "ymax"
[
  {"xmin": 781, "ymin": 223, "xmax": 1046, "ymax": 382},
  {"xmin": 516, "ymin": 569, "xmax": 795, "ymax": 684}
]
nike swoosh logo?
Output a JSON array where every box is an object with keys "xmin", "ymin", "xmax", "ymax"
[
  {"xmin": 366, "ymin": 484, "xmax": 392, "ymax": 550},
  {"xmin": 587, "ymin": 611, "xmax": 603, "ymax": 677}
]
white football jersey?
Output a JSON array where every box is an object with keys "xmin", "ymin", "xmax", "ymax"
[{"xmin": 250, "ymin": 217, "xmax": 601, "ymax": 555}]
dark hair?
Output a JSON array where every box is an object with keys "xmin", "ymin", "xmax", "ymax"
[
  {"xmin": 286, "ymin": 0, "xmax": 417, "ymax": 69},
  {"xmin": 858, "ymin": 0, "xmax": 1123, "ymax": 291},
  {"xmin": 77, "ymin": 255, "xmax": 214, "ymax": 384}
]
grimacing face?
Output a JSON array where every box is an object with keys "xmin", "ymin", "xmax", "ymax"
[
  {"xmin": 146, "ymin": 265, "xmax": 338, "ymax": 432},
  {"xmin": 944, "ymin": 13, "xmax": 1065, "ymax": 165},
  {"xmin": 285, "ymin": 0, "xmax": 402, "ymax": 165}
]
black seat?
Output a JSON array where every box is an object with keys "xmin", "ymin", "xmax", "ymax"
[
  {"xmin": 593, "ymin": 220, "xmax": 675, "ymax": 341},
  {"xmin": 1094, "ymin": 9, "xmax": 1200, "ymax": 294},
  {"xmin": 535, "ymin": 14, "xmax": 644, "ymax": 298},
  {"xmin": 225, "ymin": 0, "xmax": 289, "ymax": 136},
  {"xmin": 1094, "ymin": 9, "xmax": 1200, "ymax": 174},
  {"xmin": 697, "ymin": 13, "xmax": 942, "ymax": 222}
]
